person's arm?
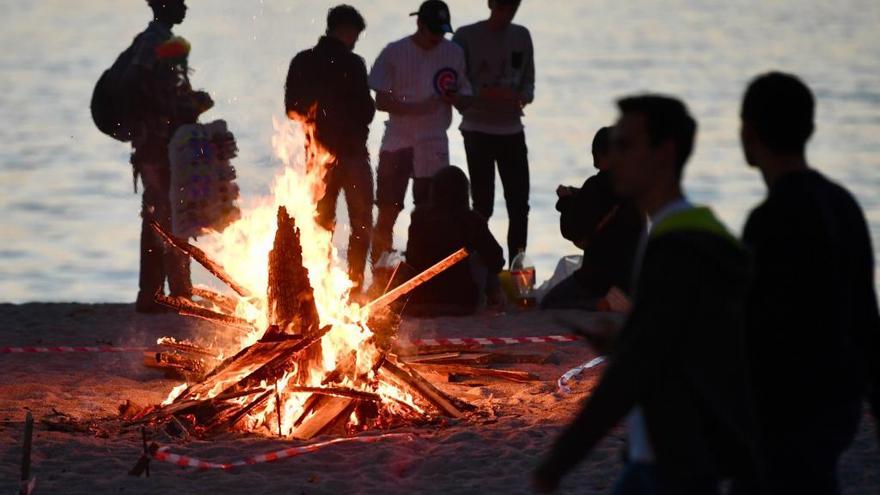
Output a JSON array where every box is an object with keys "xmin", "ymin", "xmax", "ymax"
[
  {"xmin": 444, "ymin": 43, "xmax": 474, "ymax": 112},
  {"xmin": 350, "ymin": 56, "xmax": 376, "ymax": 127},
  {"xmin": 284, "ymin": 52, "xmax": 313, "ymax": 119},
  {"xmin": 374, "ymin": 91, "xmax": 438, "ymax": 115},
  {"xmin": 519, "ymin": 29, "xmax": 535, "ymax": 106}
]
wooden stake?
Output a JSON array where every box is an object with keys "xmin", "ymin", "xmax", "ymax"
[
  {"xmin": 379, "ymin": 359, "xmax": 465, "ymax": 418},
  {"xmin": 20, "ymin": 411, "xmax": 33, "ymax": 493},
  {"xmin": 365, "ymin": 248, "xmax": 469, "ymax": 314},
  {"xmin": 274, "ymin": 382, "xmax": 282, "ymax": 437}
]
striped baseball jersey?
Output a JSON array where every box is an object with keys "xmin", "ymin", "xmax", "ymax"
[{"xmin": 369, "ymin": 36, "xmax": 472, "ymax": 178}]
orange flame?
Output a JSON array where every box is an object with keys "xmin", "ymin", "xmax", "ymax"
[{"xmin": 162, "ymin": 106, "xmax": 421, "ymax": 434}]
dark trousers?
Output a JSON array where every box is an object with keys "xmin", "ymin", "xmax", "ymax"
[
  {"xmin": 134, "ymin": 147, "xmax": 191, "ymax": 303},
  {"xmin": 462, "ymin": 130, "xmax": 529, "ymax": 261},
  {"xmin": 613, "ymin": 463, "xmax": 720, "ymax": 495},
  {"xmin": 316, "ymin": 150, "xmax": 374, "ymax": 290},
  {"xmin": 757, "ymin": 403, "xmax": 861, "ymax": 495},
  {"xmin": 373, "ymin": 147, "xmax": 431, "ymax": 263}
]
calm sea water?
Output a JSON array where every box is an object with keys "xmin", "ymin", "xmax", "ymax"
[{"xmin": 1, "ymin": 0, "xmax": 878, "ymax": 302}]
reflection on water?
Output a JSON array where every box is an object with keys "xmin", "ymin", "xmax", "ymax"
[{"xmin": 1, "ymin": 0, "xmax": 879, "ymax": 302}]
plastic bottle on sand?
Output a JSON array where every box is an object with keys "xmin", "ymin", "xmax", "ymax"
[{"xmin": 510, "ymin": 250, "xmax": 536, "ymax": 308}]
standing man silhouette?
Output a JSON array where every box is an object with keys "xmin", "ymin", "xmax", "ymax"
[
  {"xmin": 740, "ymin": 72, "xmax": 880, "ymax": 494},
  {"xmin": 453, "ymin": 0, "xmax": 534, "ymax": 262},
  {"xmin": 285, "ymin": 5, "xmax": 375, "ymax": 293},
  {"xmin": 125, "ymin": 0, "xmax": 212, "ymax": 312}
]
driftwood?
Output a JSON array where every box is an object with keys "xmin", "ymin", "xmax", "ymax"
[
  {"xmin": 143, "ymin": 351, "xmax": 209, "ymax": 379},
  {"xmin": 155, "ymin": 293, "xmax": 252, "ymax": 329},
  {"xmin": 191, "ymin": 286, "xmax": 239, "ymax": 314},
  {"xmin": 409, "ymin": 363, "xmax": 540, "ymax": 383},
  {"xmin": 20, "ymin": 412, "xmax": 33, "ymax": 493},
  {"xmin": 291, "ymin": 395, "xmax": 355, "ymax": 440},
  {"xmin": 150, "ymin": 220, "xmax": 252, "ymax": 298},
  {"xmin": 365, "ymin": 248, "xmax": 469, "ymax": 314},
  {"xmin": 268, "ymin": 207, "xmax": 321, "ymax": 383},
  {"xmin": 379, "ymin": 358, "xmax": 464, "ymax": 418}
]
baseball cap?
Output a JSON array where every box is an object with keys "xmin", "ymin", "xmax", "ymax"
[{"xmin": 410, "ymin": 0, "xmax": 453, "ymax": 35}]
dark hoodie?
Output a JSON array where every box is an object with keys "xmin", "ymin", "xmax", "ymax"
[
  {"xmin": 537, "ymin": 208, "xmax": 758, "ymax": 487},
  {"xmin": 405, "ymin": 167, "xmax": 505, "ymax": 312}
]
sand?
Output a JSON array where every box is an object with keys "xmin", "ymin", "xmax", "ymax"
[{"xmin": 0, "ymin": 303, "xmax": 877, "ymax": 494}]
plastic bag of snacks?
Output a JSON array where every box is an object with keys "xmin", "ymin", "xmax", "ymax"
[{"xmin": 168, "ymin": 120, "xmax": 241, "ymax": 238}]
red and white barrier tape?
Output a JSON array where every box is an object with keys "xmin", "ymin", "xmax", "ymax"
[
  {"xmin": 1, "ymin": 335, "xmax": 582, "ymax": 354},
  {"xmin": 0, "ymin": 345, "xmax": 150, "ymax": 354},
  {"xmin": 153, "ymin": 433, "xmax": 414, "ymax": 470},
  {"xmin": 403, "ymin": 335, "xmax": 580, "ymax": 347}
]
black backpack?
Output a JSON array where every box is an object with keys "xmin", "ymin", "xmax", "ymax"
[{"xmin": 90, "ymin": 43, "xmax": 138, "ymax": 142}]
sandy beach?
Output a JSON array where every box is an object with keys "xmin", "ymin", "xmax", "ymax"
[{"xmin": 0, "ymin": 303, "xmax": 877, "ymax": 494}]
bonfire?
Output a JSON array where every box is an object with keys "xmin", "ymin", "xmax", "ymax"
[{"xmin": 132, "ymin": 110, "xmax": 520, "ymax": 440}]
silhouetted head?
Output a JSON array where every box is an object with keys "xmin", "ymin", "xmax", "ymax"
[
  {"xmin": 431, "ymin": 166, "xmax": 471, "ymax": 211},
  {"xmin": 740, "ymin": 72, "xmax": 814, "ymax": 167},
  {"xmin": 610, "ymin": 95, "xmax": 696, "ymax": 201},
  {"xmin": 488, "ymin": 0, "xmax": 521, "ymax": 28},
  {"xmin": 412, "ymin": 0, "xmax": 452, "ymax": 48},
  {"xmin": 148, "ymin": 0, "xmax": 187, "ymax": 26},
  {"xmin": 591, "ymin": 126, "xmax": 613, "ymax": 171},
  {"xmin": 326, "ymin": 5, "xmax": 366, "ymax": 51}
]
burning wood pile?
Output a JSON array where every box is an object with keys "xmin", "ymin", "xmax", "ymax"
[
  {"xmin": 136, "ymin": 210, "xmax": 541, "ymax": 441},
  {"xmin": 132, "ymin": 116, "xmax": 542, "ymax": 441}
]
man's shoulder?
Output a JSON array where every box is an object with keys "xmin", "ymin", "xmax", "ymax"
[
  {"xmin": 454, "ymin": 21, "xmax": 484, "ymax": 38},
  {"xmin": 438, "ymin": 38, "xmax": 466, "ymax": 57},
  {"xmin": 509, "ymin": 23, "xmax": 532, "ymax": 38},
  {"xmin": 380, "ymin": 36, "xmax": 412, "ymax": 53}
]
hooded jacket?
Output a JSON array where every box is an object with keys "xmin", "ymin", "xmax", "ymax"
[{"xmin": 406, "ymin": 167, "xmax": 505, "ymax": 310}]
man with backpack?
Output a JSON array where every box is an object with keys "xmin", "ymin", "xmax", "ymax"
[{"xmin": 93, "ymin": 0, "xmax": 214, "ymax": 312}]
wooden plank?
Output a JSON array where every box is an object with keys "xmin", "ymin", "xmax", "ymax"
[
  {"xmin": 365, "ymin": 248, "xmax": 469, "ymax": 314},
  {"xmin": 399, "ymin": 352, "xmax": 462, "ymax": 364},
  {"xmin": 409, "ymin": 363, "xmax": 540, "ymax": 383},
  {"xmin": 290, "ymin": 396, "xmax": 355, "ymax": 440},
  {"xmin": 178, "ymin": 339, "xmax": 304, "ymax": 401},
  {"xmin": 191, "ymin": 286, "xmax": 239, "ymax": 314},
  {"xmin": 150, "ymin": 220, "xmax": 252, "ymax": 298},
  {"xmin": 155, "ymin": 293, "xmax": 252, "ymax": 329},
  {"xmin": 379, "ymin": 359, "xmax": 464, "ymax": 418}
]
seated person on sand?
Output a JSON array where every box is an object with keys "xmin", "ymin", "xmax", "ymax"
[
  {"xmin": 541, "ymin": 126, "xmax": 645, "ymax": 310},
  {"xmin": 404, "ymin": 166, "xmax": 505, "ymax": 316}
]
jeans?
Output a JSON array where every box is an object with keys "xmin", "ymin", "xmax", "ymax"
[
  {"xmin": 373, "ymin": 147, "xmax": 432, "ymax": 263},
  {"xmin": 134, "ymin": 146, "xmax": 191, "ymax": 303},
  {"xmin": 316, "ymin": 149, "xmax": 374, "ymax": 290},
  {"xmin": 462, "ymin": 130, "xmax": 529, "ymax": 262}
]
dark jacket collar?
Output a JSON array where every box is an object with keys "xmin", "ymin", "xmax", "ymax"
[{"xmin": 316, "ymin": 35, "xmax": 349, "ymax": 53}]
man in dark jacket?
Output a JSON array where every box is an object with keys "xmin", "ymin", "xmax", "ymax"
[
  {"xmin": 740, "ymin": 72, "xmax": 880, "ymax": 494},
  {"xmin": 405, "ymin": 166, "xmax": 505, "ymax": 316},
  {"xmin": 542, "ymin": 126, "xmax": 644, "ymax": 309},
  {"xmin": 535, "ymin": 96, "xmax": 757, "ymax": 494},
  {"xmin": 285, "ymin": 5, "xmax": 376, "ymax": 292}
]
